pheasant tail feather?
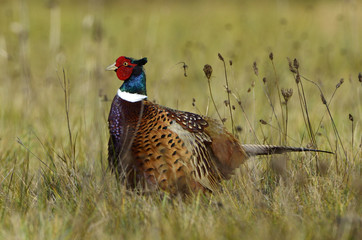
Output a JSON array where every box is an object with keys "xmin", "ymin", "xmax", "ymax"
[{"xmin": 241, "ymin": 144, "xmax": 333, "ymax": 156}]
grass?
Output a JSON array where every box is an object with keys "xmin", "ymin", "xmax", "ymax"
[{"xmin": 0, "ymin": 0, "xmax": 361, "ymax": 239}]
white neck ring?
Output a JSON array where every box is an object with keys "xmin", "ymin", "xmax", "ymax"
[{"xmin": 117, "ymin": 89, "xmax": 147, "ymax": 102}]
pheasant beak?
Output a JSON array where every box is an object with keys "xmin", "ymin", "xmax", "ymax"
[{"xmin": 106, "ymin": 62, "xmax": 118, "ymax": 71}]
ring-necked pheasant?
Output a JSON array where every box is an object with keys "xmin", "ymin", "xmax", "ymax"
[{"xmin": 106, "ymin": 56, "xmax": 332, "ymax": 194}]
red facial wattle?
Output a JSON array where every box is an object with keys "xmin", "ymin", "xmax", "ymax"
[{"xmin": 114, "ymin": 56, "xmax": 137, "ymax": 81}]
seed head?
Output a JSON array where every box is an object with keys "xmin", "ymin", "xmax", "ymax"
[
  {"xmin": 287, "ymin": 57, "xmax": 297, "ymax": 73},
  {"xmin": 260, "ymin": 119, "xmax": 267, "ymax": 125},
  {"xmin": 235, "ymin": 126, "xmax": 242, "ymax": 132},
  {"xmin": 224, "ymin": 100, "xmax": 229, "ymax": 106},
  {"xmin": 203, "ymin": 64, "xmax": 213, "ymax": 79},
  {"xmin": 281, "ymin": 88, "xmax": 293, "ymax": 103},
  {"xmin": 336, "ymin": 78, "xmax": 344, "ymax": 88},
  {"xmin": 349, "ymin": 113, "xmax": 353, "ymax": 122},
  {"xmin": 295, "ymin": 74, "xmax": 300, "ymax": 84},
  {"xmin": 181, "ymin": 62, "xmax": 188, "ymax": 77},
  {"xmin": 321, "ymin": 94, "xmax": 327, "ymax": 105},
  {"xmin": 269, "ymin": 52, "xmax": 274, "ymax": 61},
  {"xmin": 229, "ymin": 60, "xmax": 233, "ymax": 66},
  {"xmin": 262, "ymin": 77, "xmax": 267, "ymax": 84},
  {"xmin": 358, "ymin": 72, "xmax": 362, "ymax": 83},
  {"xmin": 293, "ymin": 58, "xmax": 299, "ymax": 69},
  {"xmin": 218, "ymin": 53, "xmax": 224, "ymax": 61},
  {"xmin": 253, "ymin": 61, "xmax": 258, "ymax": 76}
]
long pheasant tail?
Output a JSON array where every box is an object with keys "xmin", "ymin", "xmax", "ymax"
[{"xmin": 241, "ymin": 144, "xmax": 334, "ymax": 156}]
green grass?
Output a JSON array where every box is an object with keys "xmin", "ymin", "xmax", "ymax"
[{"xmin": 0, "ymin": 0, "xmax": 361, "ymax": 239}]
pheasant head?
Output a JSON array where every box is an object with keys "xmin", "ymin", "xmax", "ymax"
[{"xmin": 106, "ymin": 56, "xmax": 148, "ymax": 101}]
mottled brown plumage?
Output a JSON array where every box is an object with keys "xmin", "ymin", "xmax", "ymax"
[{"xmin": 108, "ymin": 96, "xmax": 248, "ymax": 194}]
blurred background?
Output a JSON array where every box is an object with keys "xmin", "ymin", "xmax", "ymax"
[
  {"xmin": 0, "ymin": 0, "xmax": 361, "ymax": 166},
  {"xmin": 0, "ymin": 0, "xmax": 361, "ymax": 239}
]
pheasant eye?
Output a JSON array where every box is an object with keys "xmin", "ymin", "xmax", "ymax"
[{"xmin": 123, "ymin": 62, "xmax": 129, "ymax": 66}]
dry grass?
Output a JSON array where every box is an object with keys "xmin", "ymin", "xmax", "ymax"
[{"xmin": 0, "ymin": 0, "xmax": 361, "ymax": 239}]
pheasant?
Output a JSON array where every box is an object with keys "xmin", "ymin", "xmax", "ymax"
[{"xmin": 106, "ymin": 56, "xmax": 332, "ymax": 194}]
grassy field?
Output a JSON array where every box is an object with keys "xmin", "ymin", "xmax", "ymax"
[{"xmin": 0, "ymin": 0, "xmax": 361, "ymax": 239}]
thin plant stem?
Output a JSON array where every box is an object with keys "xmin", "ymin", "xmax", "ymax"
[
  {"xmin": 270, "ymin": 53, "xmax": 286, "ymax": 137},
  {"xmin": 285, "ymin": 102, "xmax": 289, "ymax": 144},
  {"xmin": 260, "ymin": 79, "xmax": 282, "ymax": 141},
  {"xmin": 57, "ymin": 69, "xmax": 76, "ymax": 170},
  {"xmin": 207, "ymin": 78, "xmax": 223, "ymax": 123},
  {"xmin": 218, "ymin": 53, "xmax": 235, "ymax": 135},
  {"xmin": 232, "ymin": 93, "xmax": 261, "ymax": 144}
]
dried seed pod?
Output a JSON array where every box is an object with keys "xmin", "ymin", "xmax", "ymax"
[
  {"xmin": 218, "ymin": 53, "xmax": 224, "ymax": 61},
  {"xmin": 181, "ymin": 62, "xmax": 188, "ymax": 77},
  {"xmin": 263, "ymin": 77, "xmax": 267, "ymax": 84},
  {"xmin": 281, "ymin": 88, "xmax": 293, "ymax": 103},
  {"xmin": 269, "ymin": 52, "xmax": 274, "ymax": 61},
  {"xmin": 287, "ymin": 57, "xmax": 297, "ymax": 73},
  {"xmin": 321, "ymin": 94, "xmax": 327, "ymax": 105},
  {"xmin": 203, "ymin": 64, "xmax": 213, "ymax": 79},
  {"xmin": 235, "ymin": 126, "xmax": 243, "ymax": 132},
  {"xmin": 349, "ymin": 113, "xmax": 353, "ymax": 122},
  {"xmin": 260, "ymin": 119, "xmax": 267, "ymax": 125},
  {"xmin": 295, "ymin": 74, "xmax": 300, "ymax": 84},
  {"xmin": 336, "ymin": 78, "xmax": 344, "ymax": 88},
  {"xmin": 293, "ymin": 58, "xmax": 299, "ymax": 69},
  {"xmin": 253, "ymin": 61, "xmax": 258, "ymax": 76}
]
